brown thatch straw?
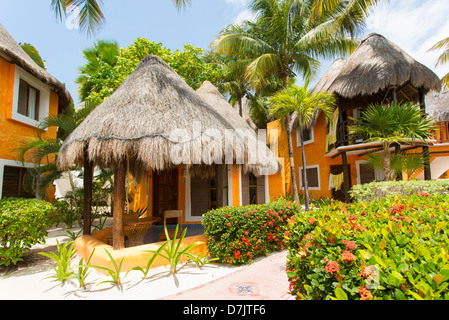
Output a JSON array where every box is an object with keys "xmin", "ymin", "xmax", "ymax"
[
  {"xmin": 426, "ymin": 91, "xmax": 449, "ymax": 121},
  {"xmin": 57, "ymin": 55, "xmax": 281, "ymax": 178},
  {"xmin": 328, "ymin": 33, "xmax": 441, "ymax": 99},
  {"xmin": 0, "ymin": 23, "xmax": 72, "ymax": 108}
]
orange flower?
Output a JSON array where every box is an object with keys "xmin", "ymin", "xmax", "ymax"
[
  {"xmin": 342, "ymin": 250, "xmax": 356, "ymax": 263},
  {"xmin": 359, "ymin": 285, "xmax": 373, "ymax": 300},
  {"xmin": 324, "ymin": 261, "xmax": 339, "ymax": 275}
]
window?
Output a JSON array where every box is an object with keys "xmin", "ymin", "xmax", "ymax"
[
  {"xmin": 1, "ymin": 166, "xmax": 34, "ymax": 199},
  {"xmin": 241, "ymin": 172, "xmax": 265, "ymax": 205},
  {"xmin": 296, "ymin": 127, "xmax": 314, "ymax": 147},
  {"xmin": 299, "ymin": 165, "xmax": 320, "ymax": 190},
  {"xmin": 190, "ymin": 165, "xmax": 228, "ymax": 218},
  {"xmin": 11, "ymin": 66, "xmax": 50, "ymax": 128},
  {"xmin": 17, "ymin": 79, "xmax": 40, "ymax": 121}
]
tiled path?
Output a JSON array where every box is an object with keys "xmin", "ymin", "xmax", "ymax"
[{"xmin": 160, "ymin": 250, "xmax": 292, "ymax": 300}]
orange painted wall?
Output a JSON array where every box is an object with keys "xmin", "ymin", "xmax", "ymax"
[
  {"xmin": 232, "ymin": 164, "xmax": 241, "ymax": 206},
  {"xmin": 268, "ymin": 113, "xmax": 363, "ymax": 200},
  {"xmin": 0, "ymin": 58, "xmax": 59, "ymax": 162}
]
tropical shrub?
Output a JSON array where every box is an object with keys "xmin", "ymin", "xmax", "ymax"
[
  {"xmin": 351, "ymin": 180, "xmax": 449, "ymax": 203},
  {"xmin": 0, "ymin": 198, "xmax": 55, "ymax": 266},
  {"xmin": 286, "ymin": 193, "xmax": 449, "ymax": 300},
  {"xmin": 203, "ymin": 198, "xmax": 301, "ymax": 265}
]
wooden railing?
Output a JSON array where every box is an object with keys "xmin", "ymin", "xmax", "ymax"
[{"xmin": 330, "ymin": 120, "xmax": 449, "ymax": 150}]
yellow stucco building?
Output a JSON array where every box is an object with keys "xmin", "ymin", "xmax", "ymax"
[{"xmin": 0, "ymin": 23, "xmax": 71, "ymax": 199}]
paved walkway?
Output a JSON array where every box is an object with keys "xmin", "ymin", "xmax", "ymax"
[{"xmin": 160, "ymin": 250, "xmax": 292, "ymax": 300}]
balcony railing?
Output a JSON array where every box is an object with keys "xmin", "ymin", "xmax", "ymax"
[{"xmin": 329, "ymin": 120, "xmax": 449, "ymax": 151}]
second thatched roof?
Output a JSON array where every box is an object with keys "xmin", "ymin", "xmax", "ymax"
[
  {"xmin": 327, "ymin": 33, "xmax": 441, "ymax": 101},
  {"xmin": 57, "ymin": 55, "xmax": 280, "ymax": 177},
  {"xmin": 426, "ymin": 91, "xmax": 449, "ymax": 121}
]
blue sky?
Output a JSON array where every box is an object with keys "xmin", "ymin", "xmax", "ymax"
[{"xmin": 1, "ymin": 0, "xmax": 448, "ymax": 106}]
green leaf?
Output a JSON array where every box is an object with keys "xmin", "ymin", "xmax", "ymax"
[{"xmin": 334, "ymin": 287, "xmax": 348, "ymax": 300}]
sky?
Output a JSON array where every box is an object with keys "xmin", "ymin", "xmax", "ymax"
[{"xmin": 0, "ymin": 0, "xmax": 448, "ymax": 107}]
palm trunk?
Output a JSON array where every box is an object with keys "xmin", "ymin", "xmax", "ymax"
[
  {"xmin": 280, "ymin": 75, "xmax": 300, "ymax": 204},
  {"xmin": 383, "ymin": 142, "xmax": 391, "ymax": 181},
  {"xmin": 299, "ymin": 129, "xmax": 310, "ymax": 211},
  {"xmin": 238, "ymin": 98, "xmax": 243, "ymax": 117},
  {"xmin": 286, "ymin": 114, "xmax": 300, "ymax": 204}
]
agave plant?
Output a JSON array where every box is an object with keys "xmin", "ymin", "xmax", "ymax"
[
  {"xmin": 147, "ymin": 223, "xmax": 203, "ymax": 274},
  {"xmin": 39, "ymin": 241, "xmax": 76, "ymax": 284}
]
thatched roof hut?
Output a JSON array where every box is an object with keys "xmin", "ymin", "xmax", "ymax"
[
  {"xmin": 196, "ymin": 81, "xmax": 258, "ymax": 130},
  {"xmin": 326, "ymin": 33, "xmax": 441, "ymax": 109},
  {"xmin": 57, "ymin": 55, "xmax": 280, "ymax": 177},
  {"xmin": 426, "ymin": 91, "xmax": 449, "ymax": 121},
  {"xmin": 0, "ymin": 23, "xmax": 72, "ymax": 109}
]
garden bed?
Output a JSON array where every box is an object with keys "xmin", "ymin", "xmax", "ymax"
[{"xmin": 286, "ymin": 193, "xmax": 449, "ymax": 300}]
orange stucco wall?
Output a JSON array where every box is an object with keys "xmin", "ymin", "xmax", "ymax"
[
  {"xmin": 268, "ymin": 113, "xmax": 370, "ymax": 200},
  {"xmin": 0, "ymin": 58, "xmax": 59, "ymax": 162}
]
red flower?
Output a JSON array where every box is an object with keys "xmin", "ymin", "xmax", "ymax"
[
  {"xmin": 359, "ymin": 285, "xmax": 373, "ymax": 300},
  {"xmin": 342, "ymin": 250, "xmax": 356, "ymax": 263},
  {"xmin": 308, "ymin": 217, "xmax": 317, "ymax": 225},
  {"xmin": 227, "ymin": 222, "xmax": 231, "ymax": 227},
  {"xmin": 417, "ymin": 192, "xmax": 430, "ymax": 197},
  {"xmin": 342, "ymin": 240, "xmax": 358, "ymax": 250},
  {"xmin": 324, "ymin": 261, "xmax": 339, "ymax": 275},
  {"xmin": 233, "ymin": 250, "xmax": 242, "ymax": 259}
]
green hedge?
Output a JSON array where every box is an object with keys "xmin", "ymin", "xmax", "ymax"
[
  {"xmin": 351, "ymin": 180, "xmax": 449, "ymax": 202},
  {"xmin": 0, "ymin": 198, "xmax": 55, "ymax": 266},
  {"xmin": 286, "ymin": 193, "xmax": 449, "ymax": 300},
  {"xmin": 202, "ymin": 198, "xmax": 301, "ymax": 265}
]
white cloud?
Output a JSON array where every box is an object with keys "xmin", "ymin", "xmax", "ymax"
[
  {"xmin": 224, "ymin": 0, "xmax": 248, "ymax": 9},
  {"xmin": 365, "ymin": 0, "xmax": 449, "ymax": 78},
  {"xmin": 233, "ymin": 8, "xmax": 257, "ymax": 24}
]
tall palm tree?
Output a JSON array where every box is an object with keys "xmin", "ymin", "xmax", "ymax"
[
  {"xmin": 348, "ymin": 102, "xmax": 435, "ymax": 181},
  {"xmin": 51, "ymin": 0, "xmax": 191, "ymax": 35},
  {"xmin": 75, "ymin": 39, "xmax": 120, "ymax": 102},
  {"xmin": 429, "ymin": 36, "xmax": 449, "ymax": 89},
  {"xmin": 269, "ymin": 83, "xmax": 335, "ymax": 210},
  {"xmin": 211, "ymin": 0, "xmax": 358, "ymax": 203}
]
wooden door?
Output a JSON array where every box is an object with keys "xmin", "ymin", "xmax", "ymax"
[
  {"xmin": 153, "ymin": 169, "xmax": 178, "ymax": 223},
  {"xmin": 330, "ymin": 165, "xmax": 351, "ymax": 202}
]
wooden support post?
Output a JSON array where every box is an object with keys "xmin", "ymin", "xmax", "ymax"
[
  {"xmin": 337, "ymin": 95, "xmax": 346, "ymax": 146},
  {"xmin": 394, "ymin": 143, "xmax": 403, "ymax": 181},
  {"xmin": 83, "ymin": 146, "xmax": 93, "ymax": 236},
  {"xmin": 391, "ymin": 87, "xmax": 397, "ymax": 104},
  {"xmin": 419, "ymin": 87, "xmax": 431, "ymax": 181},
  {"xmin": 341, "ymin": 152, "xmax": 350, "ymax": 203},
  {"xmin": 113, "ymin": 160, "xmax": 127, "ymax": 250}
]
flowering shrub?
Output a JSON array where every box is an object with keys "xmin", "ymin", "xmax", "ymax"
[
  {"xmin": 202, "ymin": 198, "xmax": 301, "ymax": 265},
  {"xmin": 286, "ymin": 193, "xmax": 449, "ymax": 300}
]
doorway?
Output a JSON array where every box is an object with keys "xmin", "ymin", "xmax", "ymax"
[{"xmin": 153, "ymin": 169, "xmax": 178, "ymax": 224}]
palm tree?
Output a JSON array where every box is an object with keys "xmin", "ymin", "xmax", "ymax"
[
  {"xmin": 211, "ymin": 0, "xmax": 358, "ymax": 203},
  {"xmin": 75, "ymin": 39, "xmax": 120, "ymax": 102},
  {"xmin": 269, "ymin": 83, "xmax": 335, "ymax": 210},
  {"xmin": 429, "ymin": 36, "xmax": 449, "ymax": 89},
  {"xmin": 348, "ymin": 102, "xmax": 435, "ymax": 181},
  {"xmin": 50, "ymin": 0, "xmax": 191, "ymax": 35},
  {"xmin": 16, "ymin": 102, "xmax": 97, "ymax": 198}
]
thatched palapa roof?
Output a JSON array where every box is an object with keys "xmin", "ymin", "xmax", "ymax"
[
  {"xmin": 327, "ymin": 33, "xmax": 441, "ymax": 107},
  {"xmin": 196, "ymin": 81, "xmax": 258, "ymax": 131},
  {"xmin": 0, "ymin": 23, "xmax": 72, "ymax": 108},
  {"xmin": 57, "ymin": 55, "xmax": 281, "ymax": 177},
  {"xmin": 426, "ymin": 91, "xmax": 449, "ymax": 121}
]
